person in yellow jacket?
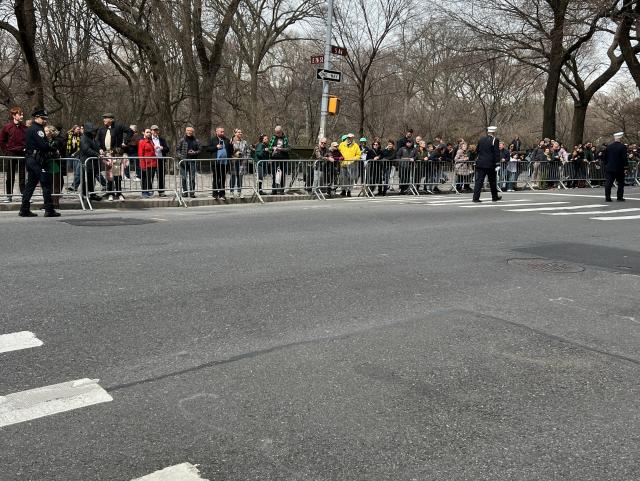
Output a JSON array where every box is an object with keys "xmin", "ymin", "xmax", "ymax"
[{"xmin": 338, "ymin": 133, "xmax": 361, "ymax": 196}]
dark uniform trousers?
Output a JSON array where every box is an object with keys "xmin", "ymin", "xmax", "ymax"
[
  {"xmin": 604, "ymin": 171, "xmax": 625, "ymax": 200},
  {"xmin": 21, "ymin": 155, "xmax": 54, "ymax": 213},
  {"xmin": 473, "ymin": 167, "xmax": 499, "ymax": 201}
]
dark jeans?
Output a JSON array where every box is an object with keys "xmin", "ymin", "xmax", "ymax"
[
  {"xmin": 473, "ymin": 167, "xmax": 499, "ymax": 201},
  {"xmin": 212, "ymin": 162, "xmax": 229, "ymax": 198},
  {"xmin": 4, "ymin": 155, "xmax": 26, "ymax": 196},
  {"xmin": 157, "ymin": 158, "xmax": 166, "ymax": 194},
  {"xmin": 21, "ymin": 156, "xmax": 54, "ymax": 213},
  {"xmin": 107, "ymin": 176, "xmax": 123, "ymax": 195},
  {"xmin": 180, "ymin": 160, "xmax": 197, "ymax": 193},
  {"xmin": 141, "ymin": 167, "xmax": 157, "ymax": 194},
  {"xmin": 605, "ymin": 171, "xmax": 625, "ymax": 200}
]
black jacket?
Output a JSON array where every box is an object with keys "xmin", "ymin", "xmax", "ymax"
[
  {"xmin": 79, "ymin": 133, "xmax": 101, "ymax": 164},
  {"xmin": 476, "ymin": 135, "xmax": 500, "ymax": 169},
  {"xmin": 603, "ymin": 141, "xmax": 628, "ymax": 173},
  {"xmin": 208, "ymin": 135, "xmax": 233, "ymax": 162},
  {"xmin": 97, "ymin": 122, "xmax": 133, "ymax": 153}
]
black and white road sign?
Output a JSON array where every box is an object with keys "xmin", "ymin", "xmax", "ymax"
[{"xmin": 316, "ymin": 68, "xmax": 342, "ymax": 82}]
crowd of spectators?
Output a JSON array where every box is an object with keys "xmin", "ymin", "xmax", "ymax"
[{"xmin": 0, "ymin": 106, "xmax": 637, "ymax": 203}]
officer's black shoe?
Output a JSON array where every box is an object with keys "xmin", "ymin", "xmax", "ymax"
[
  {"xmin": 44, "ymin": 211, "xmax": 61, "ymax": 217},
  {"xmin": 18, "ymin": 210, "xmax": 37, "ymax": 217},
  {"xmin": 617, "ymin": 198, "xmax": 626, "ymax": 202},
  {"xmin": 605, "ymin": 198, "xmax": 613, "ymax": 202},
  {"xmin": 472, "ymin": 199, "xmax": 482, "ymax": 203},
  {"xmin": 492, "ymin": 196, "xmax": 502, "ymax": 202}
]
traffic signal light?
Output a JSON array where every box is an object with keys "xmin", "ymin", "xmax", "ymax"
[{"xmin": 328, "ymin": 96, "xmax": 340, "ymax": 115}]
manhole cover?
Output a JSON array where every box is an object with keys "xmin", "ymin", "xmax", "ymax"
[
  {"xmin": 508, "ymin": 258, "xmax": 585, "ymax": 273},
  {"xmin": 62, "ymin": 217, "xmax": 157, "ymax": 227}
]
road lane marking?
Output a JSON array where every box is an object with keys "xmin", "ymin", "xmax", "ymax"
[
  {"xmin": 0, "ymin": 331, "xmax": 43, "ymax": 353},
  {"xmin": 544, "ymin": 208, "xmax": 640, "ymax": 216},
  {"xmin": 504, "ymin": 204, "xmax": 605, "ymax": 212},
  {"xmin": 460, "ymin": 202, "xmax": 569, "ymax": 208},
  {"xmin": 132, "ymin": 463, "xmax": 208, "ymax": 480},
  {"xmin": 0, "ymin": 378, "xmax": 112, "ymax": 428},
  {"xmin": 591, "ymin": 214, "xmax": 640, "ymax": 220}
]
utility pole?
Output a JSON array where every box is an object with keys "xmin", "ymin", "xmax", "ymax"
[{"xmin": 318, "ymin": 0, "xmax": 333, "ymax": 141}]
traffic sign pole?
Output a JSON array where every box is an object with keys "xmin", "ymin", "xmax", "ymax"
[{"xmin": 318, "ymin": 0, "xmax": 334, "ymax": 141}]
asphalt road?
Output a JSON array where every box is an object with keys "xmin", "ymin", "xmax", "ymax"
[{"xmin": 1, "ymin": 188, "xmax": 639, "ymax": 480}]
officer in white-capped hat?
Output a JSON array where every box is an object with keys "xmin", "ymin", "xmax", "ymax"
[
  {"xmin": 603, "ymin": 131, "xmax": 628, "ymax": 202},
  {"xmin": 472, "ymin": 125, "xmax": 502, "ymax": 202}
]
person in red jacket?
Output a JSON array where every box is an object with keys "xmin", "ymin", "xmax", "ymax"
[
  {"xmin": 137, "ymin": 128, "xmax": 157, "ymax": 198},
  {"xmin": 0, "ymin": 107, "xmax": 27, "ymax": 202}
]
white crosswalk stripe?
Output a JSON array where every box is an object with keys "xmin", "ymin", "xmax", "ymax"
[
  {"xmin": 0, "ymin": 331, "xmax": 43, "ymax": 353},
  {"xmin": 132, "ymin": 463, "xmax": 208, "ymax": 480},
  {"xmin": 592, "ymin": 214, "xmax": 640, "ymax": 220},
  {"xmin": 0, "ymin": 378, "xmax": 112, "ymax": 428},
  {"xmin": 544, "ymin": 208, "xmax": 640, "ymax": 216},
  {"xmin": 505, "ymin": 204, "xmax": 605, "ymax": 212},
  {"xmin": 461, "ymin": 202, "xmax": 569, "ymax": 209}
]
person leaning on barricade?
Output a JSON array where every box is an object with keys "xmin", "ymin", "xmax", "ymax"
[
  {"xmin": 230, "ymin": 128, "xmax": 250, "ymax": 198},
  {"xmin": 80, "ymin": 122, "xmax": 101, "ymax": 202},
  {"xmin": 327, "ymin": 141, "xmax": 343, "ymax": 197},
  {"xmin": 19, "ymin": 109, "xmax": 60, "ymax": 217},
  {"xmin": 208, "ymin": 126, "xmax": 233, "ymax": 200},
  {"xmin": 150, "ymin": 125, "xmax": 170, "ymax": 197},
  {"xmin": 0, "ymin": 106, "xmax": 27, "ymax": 203},
  {"xmin": 312, "ymin": 137, "xmax": 329, "ymax": 196},
  {"xmin": 416, "ymin": 140, "xmax": 429, "ymax": 193},
  {"xmin": 338, "ymin": 133, "xmax": 361, "ymax": 197},
  {"xmin": 66, "ymin": 125, "xmax": 82, "ymax": 193},
  {"xmin": 368, "ymin": 139, "xmax": 384, "ymax": 196},
  {"xmin": 396, "ymin": 138, "xmax": 417, "ymax": 195},
  {"xmin": 176, "ymin": 126, "xmax": 200, "ymax": 198},
  {"xmin": 267, "ymin": 126, "xmax": 290, "ymax": 195},
  {"xmin": 44, "ymin": 125, "xmax": 64, "ymax": 209},
  {"xmin": 454, "ymin": 142, "xmax": 472, "ymax": 193},
  {"xmin": 97, "ymin": 113, "xmax": 133, "ymax": 201},
  {"xmin": 254, "ymin": 134, "xmax": 269, "ymax": 196},
  {"xmin": 125, "ymin": 125, "xmax": 143, "ymax": 182}
]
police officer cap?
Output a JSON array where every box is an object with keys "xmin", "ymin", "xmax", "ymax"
[
  {"xmin": 614, "ymin": 131, "xmax": 624, "ymax": 139},
  {"xmin": 32, "ymin": 108, "xmax": 49, "ymax": 119},
  {"xmin": 487, "ymin": 126, "xmax": 498, "ymax": 133},
  {"xmin": 84, "ymin": 122, "xmax": 98, "ymax": 133},
  {"xmin": 102, "ymin": 112, "xmax": 115, "ymax": 119}
]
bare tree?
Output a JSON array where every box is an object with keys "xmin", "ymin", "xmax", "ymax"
[{"xmin": 333, "ymin": 0, "xmax": 411, "ymax": 137}]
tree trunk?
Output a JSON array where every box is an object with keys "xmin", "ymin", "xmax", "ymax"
[
  {"xmin": 570, "ymin": 101, "xmax": 588, "ymax": 146},
  {"xmin": 14, "ymin": 0, "xmax": 43, "ymax": 110},
  {"xmin": 358, "ymin": 81, "xmax": 366, "ymax": 137},
  {"xmin": 542, "ymin": 53, "xmax": 565, "ymax": 140},
  {"xmin": 249, "ymin": 67, "xmax": 259, "ymax": 138}
]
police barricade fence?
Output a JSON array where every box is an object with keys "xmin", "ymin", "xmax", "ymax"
[
  {"xmin": 175, "ymin": 157, "xmax": 260, "ymax": 204},
  {"xmin": 1, "ymin": 155, "xmax": 84, "ymax": 208},
  {"xmin": 525, "ymin": 159, "xmax": 567, "ymax": 190},
  {"xmin": 84, "ymin": 156, "xmax": 182, "ymax": 210},
  {"xmin": 254, "ymin": 158, "xmax": 370, "ymax": 200}
]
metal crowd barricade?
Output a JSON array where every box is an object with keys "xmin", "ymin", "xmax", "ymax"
[
  {"xmin": 1, "ymin": 155, "xmax": 84, "ymax": 208},
  {"xmin": 559, "ymin": 159, "xmax": 590, "ymax": 188},
  {"xmin": 0, "ymin": 155, "xmax": 26, "ymax": 203},
  {"xmin": 526, "ymin": 160, "xmax": 566, "ymax": 189},
  {"xmin": 175, "ymin": 157, "xmax": 261, "ymax": 205},
  {"xmin": 586, "ymin": 160, "xmax": 604, "ymax": 187},
  {"xmin": 255, "ymin": 158, "xmax": 370, "ymax": 200},
  {"xmin": 84, "ymin": 156, "xmax": 182, "ymax": 210},
  {"xmin": 419, "ymin": 160, "xmax": 454, "ymax": 194}
]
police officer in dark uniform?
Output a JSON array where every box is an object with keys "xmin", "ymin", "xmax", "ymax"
[
  {"xmin": 472, "ymin": 125, "xmax": 502, "ymax": 203},
  {"xmin": 19, "ymin": 109, "xmax": 60, "ymax": 217},
  {"xmin": 603, "ymin": 131, "xmax": 628, "ymax": 202}
]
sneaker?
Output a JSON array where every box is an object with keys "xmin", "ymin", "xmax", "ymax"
[
  {"xmin": 2, "ymin": 196, "xmax": 11, "ymax": 203},
  {"xmin": 189, "ymin": 193, "xmax": 196, "ymax": 198},
  {"xmin": 118, "ymin": 194, "xmax": 125, "ymax": 201},
  {"xmin": 44, "ymin": 210, "xmax": 61, "ymax": 217},
  {"xmin": 132, "ymin": 176, "xmax": 141, "ymax": 182},
  {"xmin": 239, "ymin": 193, "xmax": 244, "ymax": 199},
  {"xmin": 66, "ymin": 187, "xmax": 76, "ymax": 193},
  {"xmin": 18, "ymin": 210, "xmax": 37, "ymax": 217},
  {"xmin": 158, "ymin": 192, "xmax": 166, "ymax": 197},
  {"xmin": 107, "ymin": 194, "xmax": 114, "ymax": 201},
  {"xmin": 507, "ymin": 189, "xmax": 514, "ymax": 192}
]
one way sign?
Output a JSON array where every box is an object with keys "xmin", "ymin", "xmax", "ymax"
[{"xmin": 316, "ymin": 68, "xmax": 342, "ymax": 82}]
